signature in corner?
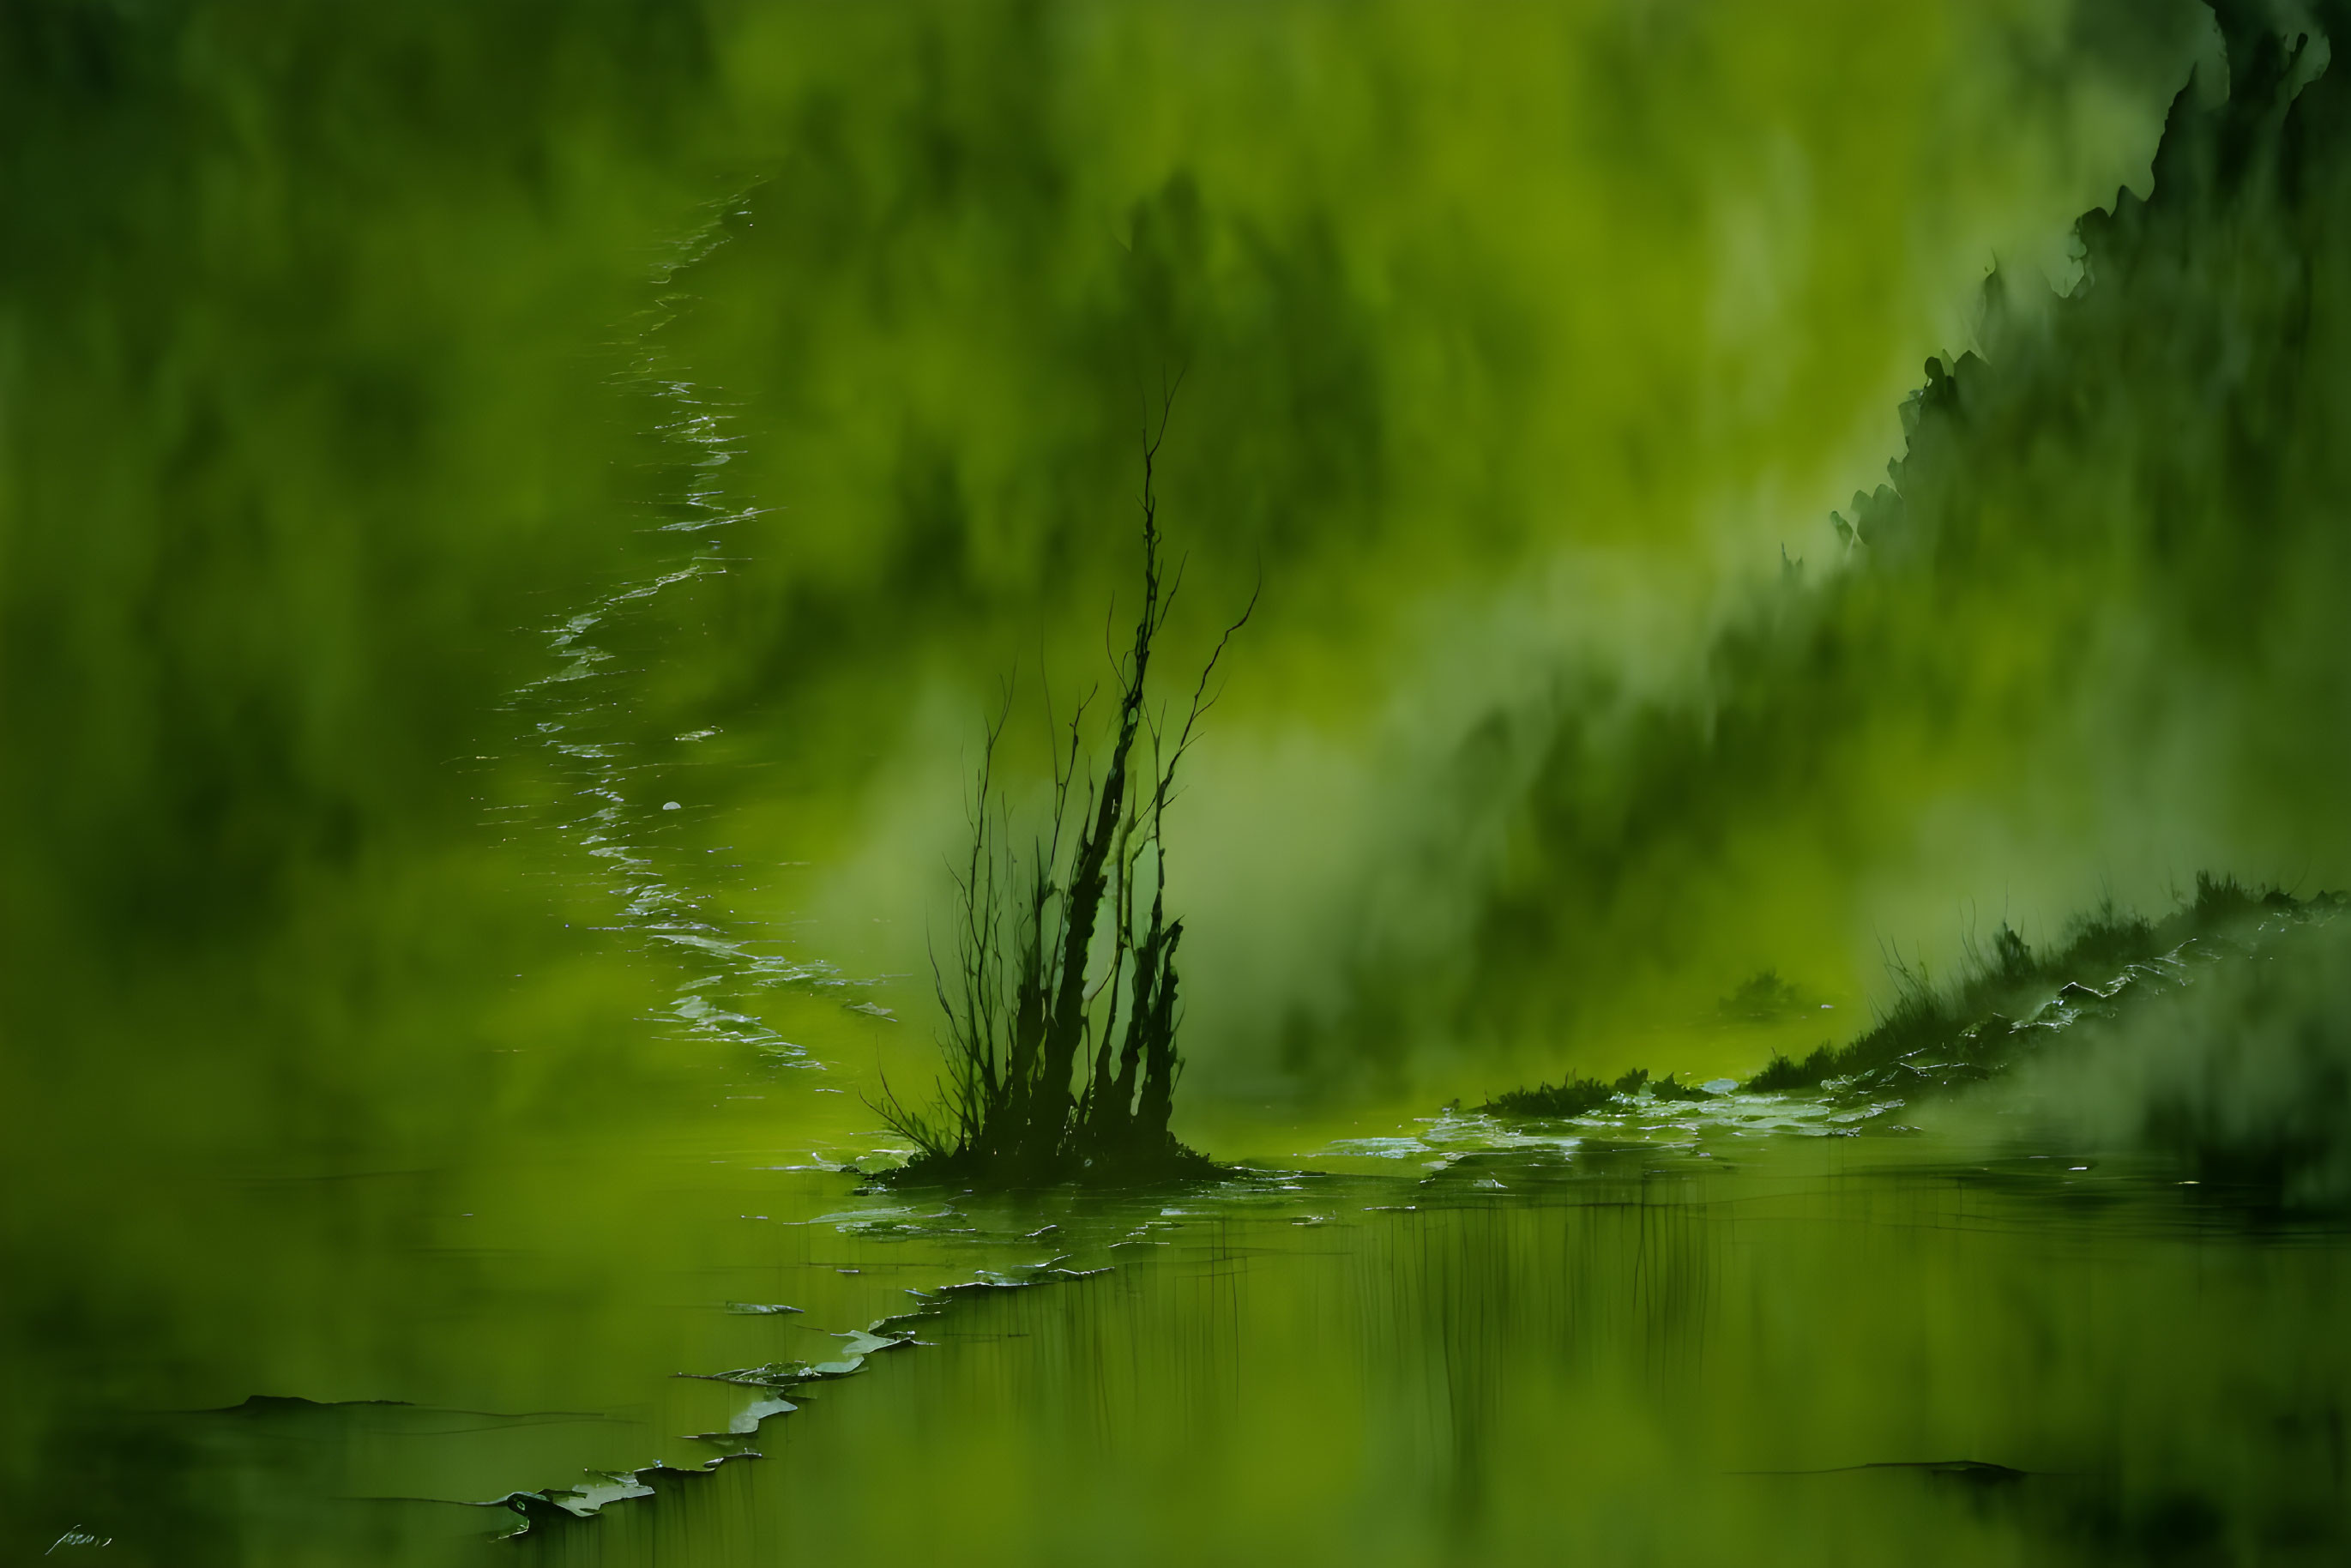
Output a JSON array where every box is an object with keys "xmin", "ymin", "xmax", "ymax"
[{"xmin": 47, "ymin": 1526, "xmax": 112, "ymax": 1554}]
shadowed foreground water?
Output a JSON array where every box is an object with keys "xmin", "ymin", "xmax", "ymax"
[{"xmin": 73, "ymin": 1130, "xmax": 2348, "ymax": 1567}]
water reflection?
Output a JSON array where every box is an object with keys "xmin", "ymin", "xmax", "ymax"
[{"xmin": 41, "ymin": 1136, "xmax": 2340, "ymax": 1565}]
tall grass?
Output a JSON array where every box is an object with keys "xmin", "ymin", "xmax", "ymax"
[{"xmin": 876, "ymin": 430, "xmax": 1251, "ymax": 1185}]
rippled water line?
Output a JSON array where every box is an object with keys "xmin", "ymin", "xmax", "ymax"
[
  {"xmin": 497, "ymin": 196, "xmax": 855, "ymax": 1069},
  {"xmin": 474, "ymin": 1169, "xmax": 1336, "ymax": 1537}
]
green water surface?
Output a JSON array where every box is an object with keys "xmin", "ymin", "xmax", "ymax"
[{"xmin": 75, "ymin": 1127, "xmax": 2351, "ymax": 1566}]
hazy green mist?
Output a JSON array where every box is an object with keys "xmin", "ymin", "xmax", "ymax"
[
  {"xmin": 599, "ymin": 0, "xmax": 2242, "ymax": 1103},
  {"xmin": 4, "ymin": 0, "xmax": 2347, "ymax": 1553}
]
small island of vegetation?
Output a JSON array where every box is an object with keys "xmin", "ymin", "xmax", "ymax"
[{"xmin": 875, "ymin": 432, "xmax": 1251, "ymax": 1188}]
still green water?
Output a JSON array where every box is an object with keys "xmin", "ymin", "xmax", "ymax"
[
  {"xmin": 93, "ymin": 1129, "xmax": 2351, "ymax": 1565},
  {"xmin": 8, "ymin": 3, "xmax": 2349, "ymax": 1563}
]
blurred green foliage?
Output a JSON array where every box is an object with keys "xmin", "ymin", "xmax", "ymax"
[
  {"xmin": 3, "ymin": 0, "xmax": 2337, "ymax": 1552},
  {"xmin": 0, "ymin": 0, "xmax": 730, "ymax": 1156},
  {"xmin": 0, "ymin": 1, "xmax": 737, "ymax": 1547},
  {"xmin": 584, "ymin": 0, "xmax": 2219, "ymax": 1098},
  {"xmin": 1289, "ymin": 7, "xmax": 2351, "ymax": 1087}
]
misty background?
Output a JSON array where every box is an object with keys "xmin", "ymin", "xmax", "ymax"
[
  {"xmin": 5, "ymin": 0, "xmax": 2348, "ymax": 1536},
  {"xmin": 10, "ymin": 0, "xmax": 2342, "ymax": 1132}
]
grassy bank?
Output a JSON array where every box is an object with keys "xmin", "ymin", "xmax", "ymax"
[{"xmin": 1480, "ymin": 875, "xmax": 2343, "ymax": 1117}]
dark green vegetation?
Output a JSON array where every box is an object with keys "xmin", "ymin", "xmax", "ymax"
[
  {"xmin": 1311, "ymin": 4, "xmax": 2351, "ymax": 1084},
  {"xmin": 1482, "ymin": 1068, "xmax": 1656, "ymax": 1119},
  {"xmin": 1743, "ymin": 875, "xmax": 2336, "ymax": 1092},
  {"xmin": 1468, "ymin": 5, "xmax": 2351, "ymax": 1137},
  {"xmin": 878, "ymin": 443, "xmax": 1247, "ymax": 1186},
  {"xmin": 1481, "ymin": 1066, "xmax": 1709, "ymax": 1119},
  {"xmin": 1486, "ymin": 878, "xmax": 2332, "ymax": 1124},
  {"xmin": 1484, "ymin": 874, "xmax": 2350, "ymax": 1203}
]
